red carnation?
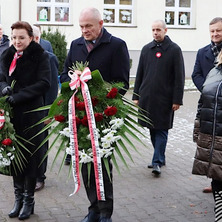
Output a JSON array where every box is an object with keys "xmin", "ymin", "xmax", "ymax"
[
  {"xmin": 54, "ymin": 115, "xmax": 66, "ymax": 122},
  {"xmin": 106, "ymin": 88, "xmax": 118, "ymax": 99},
  {"xmin": 76, "ymin": 102, "xmax": 85, "ymax": 111},
  {"xmin": 94, "ymin": 113, "xmax": 103, "ymax": 122},
  {"xmin": 92, "ymin": 97, "xmax": 99, "ymax": 107},
  {"xmin": 104, "ymin": 106, "xmax": 118, "ymax": 116},
  {"xmin": 57, "ymin": 100, "xmax": 63, "ymax": 106},
  {"xmin": 76, "ymin": 116, "xmax": 81, "ymax": 125},
  {"xmin": 74, "ymin": 96, "xmax": 80, "ymax": 102},
  {"xmin": 81, "ymin": 115, "xmax": 88, "ymax": 126},
  {"xmin": 2, "ymin": 138, "xmax": 12, "ymax": 146}
]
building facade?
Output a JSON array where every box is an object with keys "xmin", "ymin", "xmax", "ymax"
[{"xmin": 1, "ymin": 0, "xmax": 221, "ymax": 77}]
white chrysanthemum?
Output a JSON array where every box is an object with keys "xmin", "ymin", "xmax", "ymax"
[
  {"xmin": 66, "ymin": 146, "xmax": 72, "ymax": 155},
  {"xmin": 2, "ymin": 158, "xmax": 11, "ymax": 166},
  {"xmin": 0, "ymin": 153, "xmax": 3, "ymax": 159},
  {"xmin": 102, "ymin": 128, "xmax": 111, "ymax": 134},
  {"xmin": 10, "ymin": 155, "xmax": 15, "ymax": 160},
  {"xmin": 110, "ymin": 118, "xmax": 124, "ymax": 129},
  {"xmin": 101, "ymin": 142, "xmax": 111, "ymax": 149},
  {"xmin": 101, "ymin": 133, "xmax": 115, "ymax": 144},
  {"xmin": 79, "ymin": 150, "xmax": 93, "ymax": 163},
  {"xmin": 59, "ymin": 127, "xmax": 70, "ymax": 137},
  {"xmin": 7, "ymin": 152, "xmax": 12, "ymax": 156},
  {"xmin": 100, "ymin": 147, "xmax": 114, "ymax": 158},
  {"xmin": 109, "ymin": 130, "xmax": 117, "ymax": 135}
]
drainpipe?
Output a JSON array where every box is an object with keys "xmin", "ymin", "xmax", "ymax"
[{"xmin": 19, "ymin": 0, "xmax": 22, "ymax": 21}]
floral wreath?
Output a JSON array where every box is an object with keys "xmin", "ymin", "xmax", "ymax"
[
  {"xmin": 0, "ymin": 96, "xmax": 28, "ymax": 176},
  {"xmin": 33, "ymin": 62, "xmax": 148, "ymax": 198}
]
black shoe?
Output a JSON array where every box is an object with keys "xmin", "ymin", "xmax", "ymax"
[
  {"xmin": 148, "ymin": 161, "xmax": 166, "ymax": 169},
  {"xmin": 35, "ymin": 181, "xmax": 45, "ymax": 192},
  {"xmin": 64, "ymin": 154, "xmax": 71, "ymax": 165},
  {"xmin": 80, "ymin": 211, "xmax": 100, "ymax": 222},
  {"xmin": 152, "ymin": 165, "xmax": 161, "ymax": 175},
  {"xmin": 99, "ymin": 217, "xmax": 112, "ymax": 222},
  {"xmin": 147, "ymin": 164, "xmax": 153, "ymax": 168}
]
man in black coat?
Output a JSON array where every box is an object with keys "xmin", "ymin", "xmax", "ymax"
[
  {"xmin": 60, "ymin": 7, "xmax": 129, "ymax": 222},
  {"xmin": 192, "ymin": 17, "xmax": 222, "ymax": 92},
  {"xmin": 192, "ymin": 17, "xmax": 222, "ymax": 193},
  {"xmin": 132, "ymin": 20, "xmax": 185, "ymax": 175}
]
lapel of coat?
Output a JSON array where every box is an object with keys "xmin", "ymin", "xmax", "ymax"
[{"xmin": 205, "ymin": 45, "xmax": 215, "ymax": 64}]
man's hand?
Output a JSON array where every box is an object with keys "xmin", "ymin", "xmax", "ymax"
[
  {"xmin": 133, "ymin": 100, "xmax": 139, "ymax": 105},
  {"xmin": 172, "ymin": 104, "xmax": 180, "ymax": 111}
]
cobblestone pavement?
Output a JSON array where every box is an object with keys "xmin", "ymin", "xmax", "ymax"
[{"xmin": 0, "ymin": 90, "xmax": 215, "ymax": 222}]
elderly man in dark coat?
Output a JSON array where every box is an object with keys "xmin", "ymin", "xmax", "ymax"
[
  {"xmin": 60, "ymin": 7, "xmax": 129, "ymax": 222},
  {"xmin": 133, "ymin": 20, "xmax": 185, "ymax": 175}
]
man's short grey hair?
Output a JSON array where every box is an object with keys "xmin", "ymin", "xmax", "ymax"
[
  {"xmin": 209, "ymin": 17, "xmax": 222, "ymax": 25},
  {"xmin": 153, "ymin": 20, "xmax": 166, "ymax": 29},
  {"xmin": 32, "ymin": 25, "xmax": 40, "ymax": 38},
  {"xmin": 80, "ymin": 7, "xmax": 102, "ymax": 21}
]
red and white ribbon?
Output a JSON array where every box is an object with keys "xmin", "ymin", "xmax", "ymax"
[
  {"xmin": 0, "ymin": 109, "xmax": 5, "ymax": 130},
  {"xmin": 68, "ymin": 67, "xmax": 105, "ymax": 201},
  {"xmin": 9, "ymin": 51, "xmax": 23, "ymax": 76}
]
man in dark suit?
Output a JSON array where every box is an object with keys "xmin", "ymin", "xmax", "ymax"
[
  {"xmin": 60, "ymin": 7, "xmax": 129, "ymax": 222},
  {"xmin": 192, "ymin": 17, "xmax": 222, "ymax": 193},
  {"xmin": 192, "ymin": 17, "xmax": 222, "ymax": 91},
  {"xmin": 34, "ymin": 24, "xmax": 53, "ymax": 53},
  {"xmin": 32, "ymin": 25, "xmax": 59, "ymax": 192}
]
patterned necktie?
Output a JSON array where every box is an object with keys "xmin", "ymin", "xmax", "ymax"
[
  {"xmin": 9, "ymin": 51, "xmax": 23, "ymax": 76},
  {"xmin": 86, "ymin": 41, "xmax": 95, "ymax": 53}
]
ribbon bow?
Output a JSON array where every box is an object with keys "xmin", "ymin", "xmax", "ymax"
[
  {"xmin": 68, "ymin": 67, "xmax": 91, "ymax": 90},
  {"xmin": 0, "ymin": 109, "xmax": 5, "ymax": 130},
  {"xmin": 68, "ymin": 67, "xmax": 105, "ymax": 201}
]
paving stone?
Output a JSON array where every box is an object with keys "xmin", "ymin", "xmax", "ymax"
[{"xmin": 0, "ymin": 90, "xmax": 216, "ymax": 221}]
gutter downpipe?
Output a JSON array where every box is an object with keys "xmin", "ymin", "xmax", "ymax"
[{"xmin": 19, "ymin": 0, "xmax": 22, "ymax": 21}]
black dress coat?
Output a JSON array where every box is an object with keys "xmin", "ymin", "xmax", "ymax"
[
  {"xmin": 60, "ymin": 28, "xmax": 130, "ymax": 94},
  {"xmin": 191, "ymin": 44, "xmax": 215, "ymax": 91},
  {"xmin": 59, "ymin": 27, "xmax": 130, "ymax": 215},
  {"xmin": 0, "ymin": 41, "xmax": 51, "ymax": 177},
  {"xmin": 132, "ymin": 36, "xmax": 185, "ymax": 129}
]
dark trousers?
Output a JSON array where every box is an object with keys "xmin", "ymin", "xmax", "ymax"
[
  {"xmin": 150, "ymin": 129, "xmax": 168, "ymax": 166},
  {"xmin": 36, "ymin": 131, "xmax": 48, "ymax": 183},
  {"xmin": 81, "ymin": 159, "xmax": 113, "ymax": 218}
]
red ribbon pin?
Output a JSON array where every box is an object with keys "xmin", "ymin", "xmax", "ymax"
[{"xmin": 156, "ymin": 52, "xmax": 162, "ymax": 58}]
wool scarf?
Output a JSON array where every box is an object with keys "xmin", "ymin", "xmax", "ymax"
[{"xmin": 211, "ymin": 41, "xmax": 222, "ymax": 57}]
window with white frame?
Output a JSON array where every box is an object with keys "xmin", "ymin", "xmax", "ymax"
[
  {"xmin": 165, "ymin": 0, "xmax": 192, "ymax": 28},
  {"xmin": 103, "ymin": 0, "xmax": 134, "ymax": 26},
  {"xmin": 37, "ymin": 0, "xmax": 71, "ymax": 24}
]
